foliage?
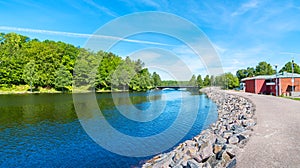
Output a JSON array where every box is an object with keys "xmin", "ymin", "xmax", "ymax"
[
  {"xmin": 160, "ymin": 80, "xmax": 190, "ymax": 86},
  {"xmin": 54, "ymin": 65, "xmax": 72, "ymax": 91},
  {"xmin": 279, "ymin": 61, "xmax": 300, "ymax": 74},
  {"xmin": 203, "ymin": 75, "xmax": 211, "ymax": 86},
  {"xmin": 130, "ymin": 68, "xmax": 153, "ymax": 91},
  {"xmin": 255, "ymin": 61, "xmax": 275, "ymax": 75},
  {"xmin": 196, "ymin": 75, "xmax": 203, "ymax": 88},
  {"xmin": 214, "ymin": 73, "xmax": 239, "ymax": 89},
  {"xmin": 189, "ymin": 75, "xmax": 197, "ymax": 86},
  {"xmin": 0, "ymin": 32, "xmax": 155, "ymax": 92},
  {"xmin": 22, "ymin": 60, "xmax": 38, "ymax": 92},
  {"xmin": 236, "ymin": 62, "xmax": 276, "ymax": 81},
  {"xmin": 152, "ymin": 72, "xmax": 161, "ymax": 87}
]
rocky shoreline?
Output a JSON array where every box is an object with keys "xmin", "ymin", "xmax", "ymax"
[{"xmin": 142, "ymin": 87, "xmax": 256, "ymax": 168}]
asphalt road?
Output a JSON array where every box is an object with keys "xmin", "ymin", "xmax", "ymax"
[{"xmin": 227, "ymin": 91, "xmax": 300, "ymax": 168}]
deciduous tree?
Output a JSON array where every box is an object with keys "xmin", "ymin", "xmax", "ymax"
[{"xmin": 22, "ymin": 60, "xmax": 38, "ymax": 92}]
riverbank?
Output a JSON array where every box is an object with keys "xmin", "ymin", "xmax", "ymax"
[
  {"xmin": 143, "ymin": 87, "xmax": 256, "ymax": 167},
  {"xmin": 0, "ymin": 85, "xmax": 137, "ymax": 95}
]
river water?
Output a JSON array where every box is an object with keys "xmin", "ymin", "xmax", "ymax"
[{"xmin": 0, "ymin": 90, "xmax": 217, "ymax": 167}]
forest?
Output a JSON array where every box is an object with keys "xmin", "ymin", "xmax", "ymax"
[{"xmin": 0, "ymin": 32, "xmax": 162, "ymax": 92}]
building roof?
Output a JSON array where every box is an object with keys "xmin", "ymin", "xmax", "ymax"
[{"xmin": 241, "ymin": 72, "xmax": 300, "ymax": 81}]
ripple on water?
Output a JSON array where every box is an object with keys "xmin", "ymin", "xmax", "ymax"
[{"xmin": 0, "ymin": 90, "xmax": 217, "ymax": 167}]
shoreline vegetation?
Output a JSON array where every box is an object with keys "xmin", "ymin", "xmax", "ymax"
[
  {"xmin": 143, "ymin": 87, "xmax": 256, "ymax": 167},
  {"xmin": 0, "ymin": 32, "xmax": 242, "ymax": 95},
  {"xmin": 0, "ymin": 32, "xmax": 162, "ymax": 93}
]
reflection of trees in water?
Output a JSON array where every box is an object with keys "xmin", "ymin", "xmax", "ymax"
[
  {"xmin": 98, "ymin": 92, "xmax": 162, "ymax": 111},
  {"xmin": 0, "ymin": 92, "xmax": 163, "ymax": 128},
  {"xmin": 0, "ymin": 94, "xmax": 77, "ymax": 127}
]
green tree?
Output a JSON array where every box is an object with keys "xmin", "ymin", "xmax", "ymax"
[
  {"xmin": 236, "ymin": 67, "xmax": 256, "ymax": 81},
  {"xmin": 73, "ymin": 49, "xmax": 98, "ymax": 90},
  {"xmin": 0, "ymin": 33, "xmax": 29, "ymax": 86},
  {"xmin": 130, "ymin": 68, "xmax": 153, "ymax": 91},
  {"xmin": 203, "ymin": 75, "xmax": 211, "ymax": 86},
  {"xmin": 236, "ymin": 69, "xmax": 248, "ymax": 81},
  {"xmin": 215, "ymin": 73, "xmax": 239, "ymax": 89},
  {"xmin": 54, "ymin": 65, "xmax": 72, "ymax": 91},
  {"xmin": 224, "ymin": 72, "xmax": 239, "ymax": 89},
  {"xmin": 96, "ymin": 51, "xmax": 122, "ymax": 89},
  {"xmin": 196, "ymin": 75, "xmax": 203, "ymax": 88},
  {"xmin": 22, "ymin": 60, "xmax": 38, "ymax": 92},
  {"xmin": 111, "ymin": 57, "xmax": 135, "ymax": 90},
  {"xmin": 246, "ymin": 67, "xmax": 255, "ymax": 77},
  {"xmin": 279, "ymin": 61, "xmax": 300, "ymax": 74},
  {"xmin": 255, "ymin": 61, "xmax": 275, "ymax": 75},
  {"xmin": 152, "ymin": 72, "xmax": 161, "ymax": 87},
  {"xmin": 189, "ymin": 75, "xmax": 197, "ymax": 86}
]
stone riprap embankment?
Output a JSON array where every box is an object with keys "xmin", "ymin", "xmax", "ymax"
[{"xmin": 143, "ymin": 88, "xmax": 256, "ymax": 168}]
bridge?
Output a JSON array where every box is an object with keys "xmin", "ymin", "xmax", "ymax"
[{"xmin": 156, "ymin": 86, "xmax": 199, "ymax": 90}]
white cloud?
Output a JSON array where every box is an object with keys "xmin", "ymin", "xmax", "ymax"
[
  {"xmin": 83, "ymin": 0, "xmax": 118, "ymax": 17},
  {"xmin": 0, "ymin": 26, "xmax": 174, "ymax": 46},
  {"xmin": 140, "ymin": 0, "xmax": 160, "ymax": 9},
  {"xmin": 231, "ymin": 0, "xmax": 259, "ymax": 16}
]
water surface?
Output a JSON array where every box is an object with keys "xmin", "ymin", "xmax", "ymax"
[{"xmin": 0, "ymin": 90, "xmax": 217, "ymax": 167}]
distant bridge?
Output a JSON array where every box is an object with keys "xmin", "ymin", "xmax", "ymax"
[{"xmin": 156, "ymin": 86, "xmax": 199, "ymax": 90}]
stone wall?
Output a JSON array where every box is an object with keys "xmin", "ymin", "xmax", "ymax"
[{"xmin": 143, "ymin": 87, "xmax": 256, "ymax": 168}]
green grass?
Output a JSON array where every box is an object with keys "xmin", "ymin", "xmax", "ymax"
[
  {"xmin": 280, "ymin": 95, "xmax": 300, "ymax": 101},
  {"xmin": 0, "ymin": 85, "xmax": 62, "ymax": 94},
  {"xmin": 0, "ymin": 85, "xmax": 126, "ymax": 94}
]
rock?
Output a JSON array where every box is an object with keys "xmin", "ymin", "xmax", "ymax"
[
  {"xmin": 202, "ymin": 162, "xmax": 212, "ymax": 168},
  {"xmin": 143, "ymin": 88, "xmax": 256, "ymax": 168},
  {"xmin": 173, "ymin": 152, "xmax": 183, "ymax": 162},
  {"xmin": 225, "ymin": 158, "xmax": 236, "ymax": 168},
  {"xmin": 213, "ymin": 144, "xmax": 223, "ymax": 154},
  {"xmin": 221, "ymin": 151, "xmax": 236, "ymax": 167},
  {"xmin": 172, "ymin": 164, "xmax": 183, "ymax": 168},
  {"xmin": 222, "ymin": 151, "xmax": 231, "ymax": 161},
  {"xmin": 228, "ymin": 135, "xmax": 239, "ymax": 145},
  {"xmin": 242, "ymin": 119, "xmax": 256, "ymax": 127},
  {"xmin": 185, "ymin": 140, "xmax": 196, "ymax": 147},
  {"xmin": 207, "ymin": 155, "xmax": 219, "ymax": 167},
  {"xmin": 215, "ymin": 135, "xmax": 227, "ymax": 145},
  {"xmin": 215, "ymin": 150, "xmax": 224, "ymax": 160},
  {"xmin": 230, "ymin": 124, "xmax": 246, "ymax": 134},
  {"xmin": 199, "ymin": 142, "xmax": 213, "ymax": 160},
  {"xmin": 186, "ymin": 160, "xmax": 203, "ymax": 168},
  {"xmin": 237, "ymin": 134, "xmax": 246, "ymax": 142},
  {"xmin": 223, "ymin": 131, "xmax": 233, "ymax": 139},
  {"xmin": 186, "ymin": 147, "xmax": 197, "ymax": 156},
  {"xmin": 191, "ymin": 154, "xmax": 203, "ymax": 163}
]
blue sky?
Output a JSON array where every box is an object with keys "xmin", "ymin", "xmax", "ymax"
[{"xmin": 1, "ymin": 0, "xmax": 300, "ymax": 80}]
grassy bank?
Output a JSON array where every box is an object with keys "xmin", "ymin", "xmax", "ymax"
[{"xmin": 0, "ymin": 85, "xmax": 135, "ymax": 94}]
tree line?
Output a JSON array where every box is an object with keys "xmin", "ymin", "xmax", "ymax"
[
  {"xmin": 160, "ymin": 73, "xmax": 239, "ymax": 90},
  {"xmin": 236, "ymin": 61, "xmax": 300, "ymax": 81},
  {"xmin": 3, "ymin": 33, "xmax": 297, "ymax": 92},
  {"xmin": 0, "ymin": 32, "xmax": 161, "ymax": 92}
]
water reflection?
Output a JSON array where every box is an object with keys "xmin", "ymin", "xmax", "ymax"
[{"xmin": 0, "ymin": 90, "xmax": 218, "ymax": 167}]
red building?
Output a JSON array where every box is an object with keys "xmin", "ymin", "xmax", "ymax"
[{"xmin": 241, "ymin": 72, "xmax": 300, "ymax": 96}]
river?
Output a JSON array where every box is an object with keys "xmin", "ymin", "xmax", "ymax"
[{"xmin": 0, "ymin": 90, "xmax": 217, "ymax": 167}]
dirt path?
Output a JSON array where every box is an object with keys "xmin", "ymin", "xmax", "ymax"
[{"xmin": 227, "ymin": 91, "xmax": 300, "ymax": 168}]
